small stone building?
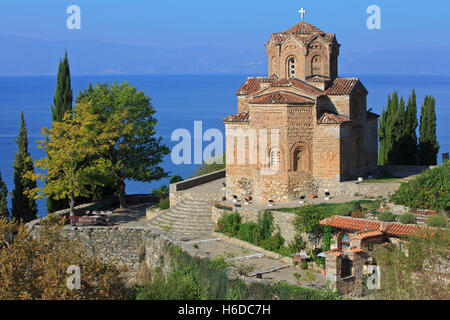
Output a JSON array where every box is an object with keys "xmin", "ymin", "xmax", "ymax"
[
  {"xmin": 319, "ymin": 215, "xmax": 425, "ymax": 294},
  {"xmin": 223, "ymin": 21, "xmax": 379, "ymax": 203}
]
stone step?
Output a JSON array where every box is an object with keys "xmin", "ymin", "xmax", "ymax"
[
  {"xmin": 169, "ymin": 207, "xmax": 212, "ymax": 214},
  {"xmin": 149, "ymin": 221, "xmax": 215, "ymax": 231},
  {"xmin": 155, "ymin": 211, "xmax": 211, "ymax": 220},
  {"xmin": 149, "ymin": 214, "xmax": 214, "ymax": 225},
  {"xmin": 148, "ymin": 196, "xmax": 216, "ymax": 236},
  {"xmin": 149, "ymin": 225, "xmax": 215, "ymax": 235}
]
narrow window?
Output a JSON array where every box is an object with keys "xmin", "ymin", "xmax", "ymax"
[{"xmin": 289, "ymin": 58, "xmax": 296, "ymax": 78}]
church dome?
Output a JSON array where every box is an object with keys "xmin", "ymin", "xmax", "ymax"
[{"xmin": 283, "ymin": 21, "xmax": 325, "ymax": 35}]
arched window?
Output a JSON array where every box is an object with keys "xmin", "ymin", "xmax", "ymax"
[
  {"xmin": 270, "ymin": 148, "xmax": 280, "ymax": 171},
  {"xmin": 311, "ymin": 55, "xmax": 322, "ymax": 76},
  {"xmin": 339, "ymin": 233, "xmax": 350, "ymax": 250},
  {"xmin": 291, "ymin": 142, "xmax": 311, "ymax": 172},
  {"xmin": 288, "ymin": 58, "xmax": 296, "ymax": 78}
]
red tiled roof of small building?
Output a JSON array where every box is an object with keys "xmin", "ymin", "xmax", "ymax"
[
  {"xmin": 384, "ymin": 223, "xmax": 427, "ymax": 237},
  {"xmin": 320, "ymin": 215, "xmax": 431, "ymax": 238},
  {"xmin": 250, "ymin": 91, "xmax": 314, "ymax": 105},
  {"xmin": 222, "ymin": 111, "xmax": 249, "ymax": 123},
  {"xmin": 326, "ymin": 78, "xmax": 361, "ymax": 95},
  {"xmin": 320, "ymin": 215, "xmax": 381, "ymax": 231},
  {"xmin": 352, "ymin": 230, "xmax": 383, "ymax": 240},
  {"xmin": 325, "ymin": 248, "xmax": 343, "ymax": 256},
  {"xmin": 317, "ymin": 112, "xmax": 351, "ymax": 124}
]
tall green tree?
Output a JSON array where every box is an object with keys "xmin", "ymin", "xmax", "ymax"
[
  {"xmin": 11, "ymin": 112, "xmax": 38, "ymax": 222},
  {"xmin": 403, "ymin": 90, "xmax": 418, "ymax": 164},
  {"xmin": 378, "ymin": 94, "xmax": 391, "ymax": 165},
  {"xmin": 51, "ymin": 49, "xmax": 73, "ymax": 122},
  {"xmin": 379, "ymin": 90, "xmax": 421, "ymax": 165},
  {"xmin": 419, "ymin": 95, "xmax": 440, "ymax": 165},
  {"xmin": 47, "ymin": 49, "xmax": 73, "ymax": 214},
  {"xmin": 28, "ymin": 102, "xmax": 117, "ymax": 217},
  {"xmin": 0, "ymin": 170, "xmax": 8, "ymax": 218},
  {"xmin": 79, "ymin": 82, "xmax": 170, "ymax": 209}
]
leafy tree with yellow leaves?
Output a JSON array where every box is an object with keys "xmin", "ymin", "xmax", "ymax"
[
  {"xmin": 26, "ymin": 101, "xmax": 121, "ymax": 217},
  {"xmin": 0, "ymin": 215, "xmax": 130, "ymax": 299}
]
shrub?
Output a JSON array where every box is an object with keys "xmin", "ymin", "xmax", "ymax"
[
  {"xmin": 262, "ymin": 232, "xmax": 284, "ymax": 252},
  {"xmin": 169, "ymin": 175, "xmax": 183, "ymax": 184},
  {"xmin": 378, "ymin": 211, "xmax": 396, "ymax": 222},
  {"xmin": 255, "ymin": 210, "xmax": 274, "ymax": 243},
  {"xmin": 152, "ymin": 185, "xmax": 169, "ymax": 200},
  {"xmin": 399, "ymin": 213, "xmax": 417, "ymax": 224},
  {"xmin": 158, "ymin": 198, "xmax": 170, "ymax": 210},
  {"xmin": 293, "ymin": 205, "xmax": 327, "ymax": 234},
  {"xmin": 427, "ymin": 215, "xmax": 448, "ymax": 228},
  {"xmin": 193, "ymin": 154, "xmax": 225, "ymax": 177},
  {"xmin": 390, "ymin": 162, "xmax": 450, "ymax": 212},
  {"xmin": 300, "ymin": 261, "xmax": 309, "ymax": 270},
  {"xmin": 238, "ymin": 222, "xmax": 256, "ymax": 243},
  {"xmin": 351, "ymin": 209, "xmax": 365, "ymax": 218},
  {"xmin": 218, "ymin": 212, "xmax": 241, "ymax": 236},
  {"xmin": 0, "ymin": 217, "xmax": 129, "ymax": 299}
]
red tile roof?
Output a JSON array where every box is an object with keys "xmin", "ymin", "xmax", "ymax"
[
  {"xmin": 317, "ymin": 112, "xmax": 351, "ymax": 124},
  {"xmin": 326, "ymin": 78, "xmax": 361, "ymax": 95},
  {"xmin": 283, "ymin": 21, "xmax": 325, "ymax": 35},
  {"xmin": 320, "ymin": 215, "xmax": 381, "ymax": 232},
  {"xmin": 250, "ymin": 91, "xmax": 314, "ymax": 105},
  {"xmin": 320, "ymin": 215, "xmax": 431, "ymax": 238},
  {"xmin": 270, "ymin": 78, "xmax": 324, "ymax": 96},
  {"xmin": 236, "ymin": 76, "xmax": 277, "ymax": 96},
  {"xmin": 270, "ymin": 22, "xmax": 337, "ymax": 46},
  {"xmin": 384, "ymin": 223, "xmax": 425, "ymax": 237},
  {"xmin": 222, "ymin": 111, "xmax": 249, "ymax": 123},
  {"xmin": 325, "ymin": 249, "xmax": 343, "ymax": 257},
  {"xmin": 353, "ymin": 230, "xmax": 383, "ymax": 240}
]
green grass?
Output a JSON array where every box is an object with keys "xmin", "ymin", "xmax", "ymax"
[
  {"xmin": 277, "ymin": 200, "xmax": 381, "ymax": 217},
  {"xmin": 362, "ymin": 173, "xmax": 403, "ymax": 183}
]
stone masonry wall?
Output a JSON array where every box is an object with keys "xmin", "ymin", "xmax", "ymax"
[{"xmin": 28, "ymin": 225, "xmax": 202, "ymax": 283}]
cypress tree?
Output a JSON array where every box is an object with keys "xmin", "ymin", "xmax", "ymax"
[
  {"xmin": 404, "ymin": 90, "xmax": 418, "ymax": 164},
  {"xmin": 11, "ymin": 112, "xmax": 38, "ymax": 222},
  {"xmin": 0, "ymin": 170, "xmax": 9, "ymax": 219},
  {"xmin": 47, "ymin": 50, "xmax": 73, "ymax": 213},
  {"xmin": 378, "ymin": 94, "xmax": 391, "ymax": 165},
  {"xmin": 419, "ymin": 95, "xmax": 440, "ymax": 165},
  {"xmin": 51, "ymin": 49, "xmax": 73, "ymax": 122}
]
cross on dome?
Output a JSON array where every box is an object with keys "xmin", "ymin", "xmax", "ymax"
[{"xmin": 299, "ymin": 8, "xmax": 307, "ymax": 21}]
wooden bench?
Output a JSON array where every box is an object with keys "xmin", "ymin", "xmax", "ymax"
[{"xmin": 69, "ymin": 215, "xmax": 111, "ymax": 226}]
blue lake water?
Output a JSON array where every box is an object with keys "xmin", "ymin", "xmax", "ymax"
[{"xmin": 0, "ymin": 74, "xmax": 449, "ymax": 216}]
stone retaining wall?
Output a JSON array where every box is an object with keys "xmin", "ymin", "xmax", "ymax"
[
  {"xmin": 212, "ymin": 206, "xmax": 322, "ymax": 249},
  {"xmin": 28, "ymin": 225, "xmax": 202, "ymax": 283},
  {"xmin": 169, "ymin": 169, "xmax": 225, "ymax": 206}
]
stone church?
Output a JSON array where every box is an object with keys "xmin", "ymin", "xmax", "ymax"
[{"xmin": 223, "ymin": 20, "xmax": 379, "ymax": 203}]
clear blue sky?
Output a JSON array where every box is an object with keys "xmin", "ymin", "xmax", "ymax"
[{"xmin": 1, "ymin": 0, "xmax": 449, "ymax": 52}]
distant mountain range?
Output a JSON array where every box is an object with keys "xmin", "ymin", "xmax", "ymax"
[{"xmin": 1, "ymin": 35, "xmax": 449, "ymax": 76}]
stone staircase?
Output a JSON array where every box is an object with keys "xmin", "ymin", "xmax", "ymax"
[{"xmin": 148, "ymin": 198, "xmax": 216, "ymax": 237}]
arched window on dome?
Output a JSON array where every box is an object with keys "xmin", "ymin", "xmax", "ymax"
[{"xmin": 311, "ymin": 55, "xmax": 322, "ymax": 76}]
